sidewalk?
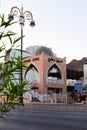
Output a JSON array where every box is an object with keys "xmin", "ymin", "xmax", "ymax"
[{"xmin": 17, "ymin": 103, "xmax": 87, "ymax": 112}]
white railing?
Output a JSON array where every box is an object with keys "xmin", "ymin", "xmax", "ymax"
[
  {"xmin": 23, "ymin": 92, "xmax": 32, "ymax": 102},
  {"xmin": 24, "ymin": 90, "xmax": 43, "ymax": 102},
  {"xmin": 24, "ymin": 90, "xmax": 67, "ymax": 103},
  {"xmin": 47, "ymin": 78, "xmax": 64, "ymax": 84},
  {"xmin": 43, "ymin": 93, "xmax": 67, "ymax": 103},
  {"xmin": 56, "ymin": 93, "xmax": 67, "ymax": 103},
  {"xmin": 34, "ymin": 91, "xmax": 43, "ymax": 102}
]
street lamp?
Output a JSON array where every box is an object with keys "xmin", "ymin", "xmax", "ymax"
[
  {"xmin": 8, "ymin": 6, "xmax": 35, "ymax": 82},
  {"xmin": 8, "ymin": 6, "xmax": 35, "ymax": 103}
]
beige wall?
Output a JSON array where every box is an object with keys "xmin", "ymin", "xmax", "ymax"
[{"xmin": 23, "ymin": 52, "xmax": 67, "ymax": 95}]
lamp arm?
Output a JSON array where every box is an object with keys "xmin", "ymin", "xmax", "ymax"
[
  {"xmin": 24, "ymin": 11, "xmax": 33, "ymax": 20},
  {"xmin": 10, "ymin": 6, "xmax": 21, "ymax": 17}
]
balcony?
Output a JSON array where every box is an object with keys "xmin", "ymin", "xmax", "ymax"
[{"xmin": 47, "ymin": 77, "xmax": 63, "ymax": 84}]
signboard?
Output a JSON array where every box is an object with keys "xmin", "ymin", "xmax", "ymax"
[{"xmin": 74, "ymin": 83, "xmax": 83, "ymax": 90}]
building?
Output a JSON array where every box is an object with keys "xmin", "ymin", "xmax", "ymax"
[
  {"xmin": 23, "ymin": 49, "xmax": 67, "ymax": 103},
  {"xmin": 5, "ymin": 49, "xmax": 30, "ymax": 84},
  {"xmin": 26, "ymin": 45, "xmax": 39, "ymax": 56},
  {"xmin": 84, "ymin": 64, "xmax": 87, "ymax": 85},
  {"xmin": 3, "ymin": 46, "xmax": 67, "ymax": 103}
]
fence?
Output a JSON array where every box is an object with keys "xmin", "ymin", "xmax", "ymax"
[
  {"xmin": 23, "ymin": 90, "xmax": 67, "ymax": 103},
  {"xmin": 43, "ymin": 93, "xmax": 67, "ymax": 103}
]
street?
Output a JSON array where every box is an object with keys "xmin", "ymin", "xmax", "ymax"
[{"xmin": 0, "ymin": 108, "xmax": 87, "ymax": 130}]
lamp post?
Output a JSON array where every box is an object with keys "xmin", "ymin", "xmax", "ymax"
[{"xmin": 8, "ymin": 6, "xmax": 35, "ymax": 103}]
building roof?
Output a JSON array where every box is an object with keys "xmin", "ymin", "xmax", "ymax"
[{"xmin": 35, "ymin": 46, "xmax": 54, "ymax": 56}]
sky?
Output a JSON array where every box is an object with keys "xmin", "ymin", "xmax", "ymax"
[{"xmin": 0, "ymin": 0, "xmax": 87, "ymax": 63}]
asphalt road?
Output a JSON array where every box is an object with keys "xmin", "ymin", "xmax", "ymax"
[{"xmin": 0, "ymin": 108, "xmax": 87, "ymax": 130}]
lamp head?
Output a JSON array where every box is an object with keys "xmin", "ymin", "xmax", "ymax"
[
  {"xmin": 8, "ymin": 14, "xmax": 14, "ymax": 21},
  {"xmin": 30, "ymin": 20, "xmax": 35, "ymax": 27}
]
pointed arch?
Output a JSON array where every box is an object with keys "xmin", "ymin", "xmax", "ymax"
[
  {"xmin": 25, "ymin": 63, "xmax": 39, "ymax": 77},
  {"xmin": 46, "ymin": 62, "xmax": 64, "ymax": 84},
  {"xmin": 24, "ymin": 62, "xmax": 40, "ymax": 83}
]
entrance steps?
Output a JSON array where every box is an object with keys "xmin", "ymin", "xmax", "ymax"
[{"xmin": 32, "ymin": 97, "xmax": 41, "ymax": 102}]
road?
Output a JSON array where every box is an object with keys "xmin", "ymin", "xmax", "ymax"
[{"xmin": 0, "ymin": 108, "xmax": 87, "ymax": 130}]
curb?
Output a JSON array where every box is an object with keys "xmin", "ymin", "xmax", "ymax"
[{"xmin": 17, "ymin": 103, "xmax": 87, "ymax": 112}]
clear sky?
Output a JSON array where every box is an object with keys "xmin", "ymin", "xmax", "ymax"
[{"xmin": 0, "ymin": 0, "xmax": 87, "ymax": 63}]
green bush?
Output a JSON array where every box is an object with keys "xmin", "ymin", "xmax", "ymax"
[{"xmin": 0, "ymin": 15, "xmax": 28, "ymax": 117}]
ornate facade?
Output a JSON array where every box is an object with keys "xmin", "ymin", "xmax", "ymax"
[{"xmin": 23, "ymin": 52, "xmax": 67, "ymax": 102}]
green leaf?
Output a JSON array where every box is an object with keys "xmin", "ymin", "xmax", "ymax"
[
  {"xmin": 0, "ymin": 14, "xmax": 28, "ymax": 116},
  {"xmin": 13, "ymin": 36, "xmax": 24, "ymax": 44}
]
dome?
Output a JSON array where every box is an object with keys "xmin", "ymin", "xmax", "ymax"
[{"xmin": 35, "ymin": 46, "xmax": 54, "ymax": 56}]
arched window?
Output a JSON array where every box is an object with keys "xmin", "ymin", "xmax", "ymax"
[
  {"xmin": 48, "ymin": 64, "xmax": 61, "ymax": 79},
  {"xmin": 25, "ymin": 64, "xmax": 39, "ymax": 84},
  {"xmin": 47, "ymin": 64, "xmax": 63, "ymax": 84}
]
